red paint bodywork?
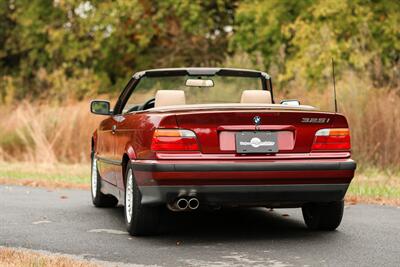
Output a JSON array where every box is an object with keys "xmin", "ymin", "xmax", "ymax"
[{"xmin": 94, "ymin": 109, "xmax": 355, "ymax": 190}]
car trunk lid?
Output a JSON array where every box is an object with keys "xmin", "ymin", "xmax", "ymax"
[{"xmin": 173, "ymin": 110, "xmax": 341, "ymax": 154}]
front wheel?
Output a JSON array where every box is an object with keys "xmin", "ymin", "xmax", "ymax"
[
  {"xmin": 124, "ymin": 162, "xmax": 159, "ymax": 236},
  {"xmin": 302, "ymin": 200, "xmax": 344, "ymax": 231},
  {"xmin": 91, "ymin": 153, "xmax": 118, "ymax": 207}
]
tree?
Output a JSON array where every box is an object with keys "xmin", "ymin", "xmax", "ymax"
[
  {"xmin": 232, "ymin": 0, "xmax": 400, "ymax": 88},
  {"xmin": 0, "ymin": 0, "xmax": 237, "ymax": 101}
]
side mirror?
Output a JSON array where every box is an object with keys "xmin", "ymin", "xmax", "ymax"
[
  {"xmin": 280, "ymin": 99, "xmax": 300, "ymax": 106},
  {"xmin": 90, "ymin": 100, "xmax": 112, "ymax": 115}
]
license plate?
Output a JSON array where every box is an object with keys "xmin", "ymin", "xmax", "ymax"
[{"xmin": 235, "ymin": 131, "xmax": 278, "ymax": 153}]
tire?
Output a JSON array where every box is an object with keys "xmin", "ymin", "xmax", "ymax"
[
  {"xmin": 302, "ymin": 200, "xmax": 344, "ymax": 231},
  {"xmin": 124, "ymin": 162, "xmax": 159, "ymax": 236},
  {"xmin": 91, "ymin": 153, "xmax": 118, "ymax": 207}
]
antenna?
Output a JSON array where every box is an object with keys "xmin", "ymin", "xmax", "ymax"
[{"xmin": 331, "ymin": 58, "xmax": 338, "ymax": 113}]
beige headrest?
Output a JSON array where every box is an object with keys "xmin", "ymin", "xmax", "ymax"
[
  {"xmin": 240, "ymin": 90, "xmax": 272, "ymax": 104},
  {"xmin": 154, "ymin": 90, "xmax": 186, "ymax": 107}
]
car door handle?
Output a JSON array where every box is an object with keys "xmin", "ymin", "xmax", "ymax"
[{"xmin": 112, "ymin": 125, "xmax": 117, "ymax": 134}]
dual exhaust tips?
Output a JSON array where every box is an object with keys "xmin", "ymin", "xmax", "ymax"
[{"xmin": 173, "ymin": 197, "xmax": 199, "ymax": 211}]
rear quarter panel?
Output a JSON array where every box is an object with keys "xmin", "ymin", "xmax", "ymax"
[{"xmin": 113, "ymin": 113, "xmax": 178, "ymax": 188}]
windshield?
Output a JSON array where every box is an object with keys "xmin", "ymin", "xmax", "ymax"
[{"xmin": 123, "ymin": 75, "xmax": 264, "ymax": 112}]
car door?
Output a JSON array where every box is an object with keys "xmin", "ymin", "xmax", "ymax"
[
  {"xmin": 96, "ymin": 116, "xmax": 117, "ymax": 185},
  {"xmin": 113, "ymin": 114, "xmax": 132, "ymax": 189},
  {"xmin": 110, "ymin": 78, "xmax": 138, "ymax": 189}
]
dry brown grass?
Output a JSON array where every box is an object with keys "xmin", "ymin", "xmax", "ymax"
[
  {"xmin": 277, "ymin": 74, "xmax": 400, "ymax": 170},
  {"xmin": 0, "ymin": 247, "xmax": 99, "ymax": 267},
  {"xmin": 0, "ymin": 101, "xmax": 103, "ymax": 163},
  {"xmin": 339, "ymin": 86, "xmax": 400, "ymax": 169},
  {"xmin": 0, "ymin": 75, "xmax": 399, "ymax": 170}
]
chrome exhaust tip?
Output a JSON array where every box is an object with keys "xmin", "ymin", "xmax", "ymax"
[
  {"xmin": 188, "ymin": 198, "xmax": 200, "ymax": 210},
  {"xmin": 176, "ymin": 198, "xmax": 189, "ymax": 210}
]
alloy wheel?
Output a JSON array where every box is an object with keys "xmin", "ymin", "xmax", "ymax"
[
  {"xmin": 91, "ymin": 157, "xmax": 97, "ymax": 198},
  {"xmin": 125, "ymin": 169, "xmax": 134, "ymax": 223}
]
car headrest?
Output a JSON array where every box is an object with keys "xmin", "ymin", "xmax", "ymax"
[
  {"xmin": 154, "ymin": 90, "xmax": 186, "ymax": 107},
  {"xmin": 240, "ymin": 90, "xmax": 272, "ymax": 104}
]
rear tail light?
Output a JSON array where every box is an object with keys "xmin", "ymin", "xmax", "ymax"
[
  {"xmin": 311, "ymin": 128, "xmax": 351, "ymax": 151},
  {"xmin": 151, "ymin": 129, "xmax": 199, "ymax": 151}
]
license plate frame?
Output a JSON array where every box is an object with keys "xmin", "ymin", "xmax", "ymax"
[{"xmin": 235, "ymin": 131, "xmax": 278, "ymax": 154}]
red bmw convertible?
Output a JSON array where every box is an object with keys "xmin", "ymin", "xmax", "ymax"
[{"xmin": 90, "ymin": 68, "xmax": 356, "ymax": 235}]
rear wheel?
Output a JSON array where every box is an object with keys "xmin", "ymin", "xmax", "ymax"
[
  {"xmin": 302, "ymin": 200, "xmax": 344, "ymax": 231},
  {"xmin": 91, "ymin": 153, "xmax": 118, "ymax": 207},
  {"xmin": 124, "ymin": 162, "xmax": 159, "ymax": 236}
]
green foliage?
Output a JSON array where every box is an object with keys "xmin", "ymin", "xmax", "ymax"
[
  {"xmin": 0, "ymin": 0, "xmax": 236, "ymax": 101},
  {"xmin": 0, "ymin": 0, "xmax": 399, "ymax": 102},
  {"xmin": 232, "ymin": 0, "xmax": 313, "ymax": 79},
  {"xmin": 233, "ymin": 0, "xmax": 400, "ymax": 88}
]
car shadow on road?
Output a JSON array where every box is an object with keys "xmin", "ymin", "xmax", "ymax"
[{"xmin": 103, "ymin": 206, "xmax": 338, "ymax": 243}]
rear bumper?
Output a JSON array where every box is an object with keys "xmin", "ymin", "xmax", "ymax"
[
  {"xmin": 132, "ymin": 159, "xmax": 356, "ymax": 185},
  {"xmin": 139, "ymin": 183, "xmax": 350, "ymax": 207},
  {"xmin": 132, "ymin": 159, "xmax": 356, "ymax": 206},
  {"xmin": 132, "ymin": 160, "xmax": 356, "ymax": 172}
]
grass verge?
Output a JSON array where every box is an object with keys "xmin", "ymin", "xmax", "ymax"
[
  {"xmin": 0, "ymin": 162, "xmax": 89, "ymax": 189},
  {"xmin": 0, "ymin": 247, "xmax": 98, "ymax": 267},
  {"xmin": 346, "ymin": 167, "xmax": 400, "ymax": 206},
  {"xmin": 0, "ymin": 162, "xmax": 399, "ymax": 206}
]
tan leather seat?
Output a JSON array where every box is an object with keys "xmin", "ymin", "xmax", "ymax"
[
  {"xmin": 154, "ymin": 90, "xmax": 186, "ymax": 107},
  {"xmin": 240, "ymin": 90, "xmax": 272, "ymax": 104}
]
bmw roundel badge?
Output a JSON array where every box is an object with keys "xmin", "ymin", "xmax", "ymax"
[{"xmin": 253, "ymin": 116, "xmax": 261, "ymax": 126}]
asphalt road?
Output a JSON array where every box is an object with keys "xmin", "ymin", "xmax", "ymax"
[{"xmin": 1, "ymin": 185, "xmax": 399, "ymax": 267}]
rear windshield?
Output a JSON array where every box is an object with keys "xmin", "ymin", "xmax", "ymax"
[{"xmin": 124, "ymin": 75, "xmax": 263, "ymax": 111}]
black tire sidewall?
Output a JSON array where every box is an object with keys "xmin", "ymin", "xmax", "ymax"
[
  {"xmin": 91, "ymin": 153, "xmax": 118, "ymax": 207},
  {"xmin": 302, "ymin": 200, "xmax": 344, "ymax": 231},
  {"xmin": 302, "ymin": 203, "xmax": 322, "ymax": 230},
  {"xmin": 91, "ymin": 152, "xmax": 102, "ymax": 204},
  {"xmin": 124, "ymin": 162, "xmax": 159, "ymax": 236}
]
